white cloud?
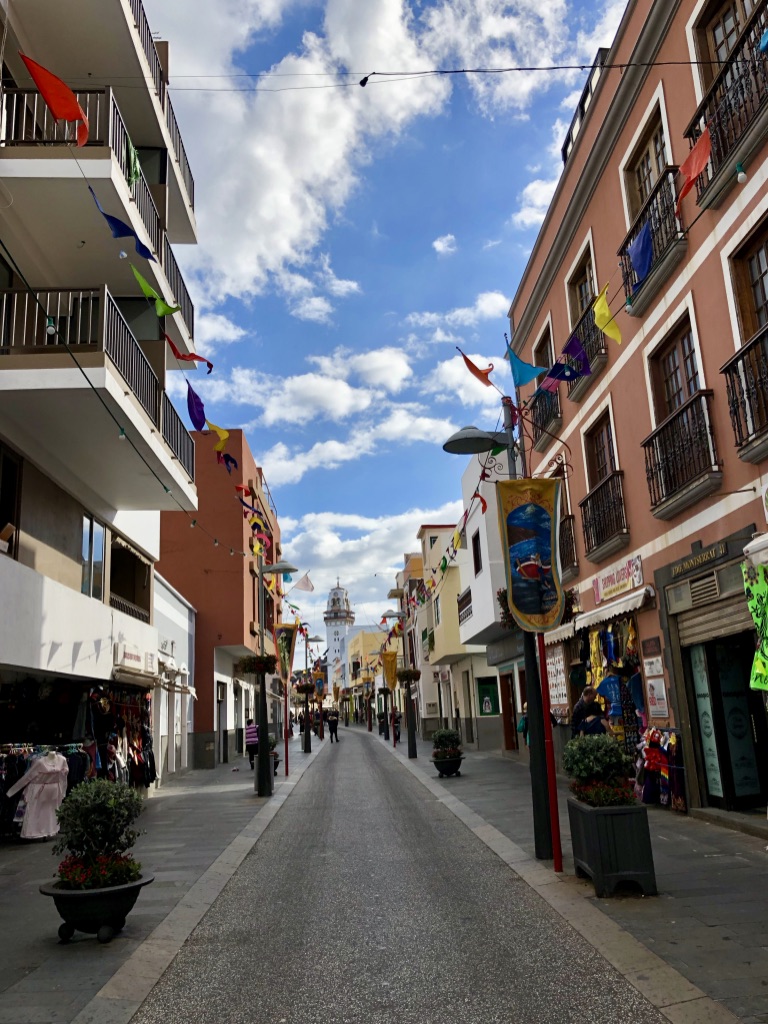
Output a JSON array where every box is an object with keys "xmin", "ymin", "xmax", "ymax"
[
  {"xmin": 290, "ymin": 295, "xmax": 335, "ymax": 323},
  {"xmin": 433, "ymin": 233, "xmax": 457, "ymax": 256},
  {"xmin": 483, "ymin": 239, "xmax": 501, "ymax": 250},
  {"xmin": 316, "ymin": 253, "xmax": 361, "ymax": 297},
  {"xmin": 509, "ymin": 177, "xmax": 560, "ymax": 229},
  {"xmin": 307, "ymin": 346, "xmax": 413, "ymax": 393},
  {"xmin": 406, "ymin": 290, "xmax": 510, "ymax": 330},
  {"xmin": 195, "ymin": 313, "xmax": 246, "ymax": 349}
]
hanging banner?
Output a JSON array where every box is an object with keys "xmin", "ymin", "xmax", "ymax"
[
  {"xmin": 272, "ymin": 622, "xmax": 298, "ymax": 682},
  {"xmin": 497, "ymin": 479, "xmax": 564, "ymax": 632},
  {"xmin": 382, "ymin": 650, "xmax": 398, "ymax": 691},
  {"xmin": 313, "ymin": 670, "xmax": 325, "ymax": 697}
]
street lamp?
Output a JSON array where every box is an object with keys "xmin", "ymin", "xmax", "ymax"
[
  {"xmin": 256, "ymin": 558, "xmax": 298, "ymax": 798},
  {"xmin": 443, "ymin": 397, "xmax": 562, "ymax": 869},
  {"xmin": 303, "ymin": 635, "xmax": 323, "ymax": 753},
  {"xmin": 383, "ymin": 609, "xmax": 417, "ymax": 759}
]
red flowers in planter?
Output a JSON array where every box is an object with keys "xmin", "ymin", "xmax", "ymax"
[{"xmin": 57, "ymin": 854, "xmax": 142, "ymax": 890}]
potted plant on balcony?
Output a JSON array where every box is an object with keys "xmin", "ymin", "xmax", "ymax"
[
  {"xmin": 430, "ymin": 728, "xmax": 463, "ymax": 778},
  {"xmin": 39, "ymin": 780, "xmax": 154, "ymax": 944},
  {"xmin": 563, "ymin": 734, "xmax": 656, "ymax": 898},
  {"xmin": 236, "ymin": 654, "xmax": 278, "ymax": 676}
]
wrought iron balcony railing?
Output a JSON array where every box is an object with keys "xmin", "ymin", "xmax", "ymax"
[
  {"xmin": 110, "ymin": 593, "xmax": 150, "ymax": 623},
  {"xmin": 0, "ymin": 286, "xmax": 194, "ymax": 479},
  {"xmin": 579, "ymin": 471, "xmax": 628, "ymax": 559},
  {"xmin": 566, "ymin": 304, "xmax": 606, "ymax": 399},
  {"xmin": 163, "ymin": 237, "xmax": 194, "ymax": 340},
  {"xmin": 641, "ymin": 391, "xmax": 719, "ymax": 509},
  {"xmin": 721, "ymin": 322, "xmax": 768, "ymax": 450},
  {"xmin": 683, "ymin": 0, "xmax": 768, "ymax": 203},
  {"xmin": 618, "ymin": 166, "xmax": 684, "ymax": 301},
  {"xmin": 166, "ymin": 96, "xmax": 195, "ymax": 208},
  {"xmin": 530, "ymin": 388, "xmax": 562, "ymax": 449},
  {"xmin": 559, "ymin": 514, "xmax": 578, "ymax": 575}
]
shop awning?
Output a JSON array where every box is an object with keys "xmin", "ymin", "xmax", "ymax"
[
  {"xmin": 543, "ymin": 622, "xmax": 575, "ymax": 646},
  {"xmin": 573, "ymin": 586, "xmax": 655, "ymax": 632}
]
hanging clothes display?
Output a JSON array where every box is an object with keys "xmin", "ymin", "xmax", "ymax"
[{"xmin": 5, "ymin": 751, "xmax": 68, "ymax": 839}]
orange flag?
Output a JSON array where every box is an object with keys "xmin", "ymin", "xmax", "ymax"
[
  {"xmin": 675, "ymin": 126, "xmax": 711, "ymax": 216},
  {"xmin": 457, "ymin": 348, "xmax": 494, "ymax": 387},
  {"xmin": 20, "ymin": 54, "xmax": 89, "ymax": 146}
]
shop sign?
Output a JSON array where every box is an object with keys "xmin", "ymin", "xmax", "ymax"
[
  {"xmin": 670, "ymin": 542, "xmax": 727, "ymax": 579},
  {"xmin": 545, "ymin": 645, "xmax": 568, "ymax": 707},
  {"xmin": 647, "ymin": 677, "xmax": 668, "ymax": 719},
  {"xmin": 113, "ymin": 642, "xmax": 143, "ymax": 670},
  {"xmin": 592, "ymin": 554, "xmax": 643, "ymax": 605}
]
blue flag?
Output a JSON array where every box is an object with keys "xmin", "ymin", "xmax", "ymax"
[
  {"xmin": 627, "ymin": 221, "xmax": 653, "ymax": 286},
  {"xmin": 89, "ymin": 187, "xmax": 155, "ymax": 262},
  {"xmin": 760, "ymin": 29, "xmax": 768, "ymax": 54},
  {"xmin": 542, "ymin": 361, "xmax": 585, "ymax": 386},
  {"xmin": 506, "ymin": 339, "xmax": 548, "ymax": 386}
]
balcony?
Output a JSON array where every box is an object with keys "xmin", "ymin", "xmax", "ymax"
[
  {"xmin": 14, "ymin": 0, "xmax": 195, "ymax": 223},
  {"xmin": 531, "ymin": 389, "xmax": 563, "ymax": 452},
  {"xmin": 109, "ymin": 593, "xmax": 150, "ymax": 624},
  {"xmin": 619, "ymin": 167, "xmax": 687, "ymax": 316},
  {"xmin": 0, "ymin": 286, "xmax": 196, "ymax": 511},
  {"xmin": 559, "ymin": 514, "xmax": 579, "ymax": 582},
  {"xmin": 682, "ymin": 0, "xmax": 768, "ymax": 211},
  {"xmin": 721, "ymin": 323, "xmax": 768, "ymax": 462},
  {"xmin": 566, "ymin": 305, "xmax": 608, "ymax": 402},
  {"xmin": 0, "ymin": 87, "xmax": 194, "ymax": 342},
  {"xmin": 641, "ymin": 391, "xmax": 722, "ymax": 520},
  {"xmin": 579, "ymin": 470, "xmax": 630, "ymax": 564}
]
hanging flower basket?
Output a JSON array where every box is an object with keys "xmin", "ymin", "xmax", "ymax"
[
  {"xmin": 294, "ymin": 682, "xmax": 315, "ymax": 695},
  {"xmin": 235, "ymin": 654, "xmax": 278, "ymax": 676},
  {"xmin": 397, "ymin": 669, "xmax": 421, "ymax": 683},
  {"xmin": 496, "ymin": 588, "xmax": 516, "ymax": 630}
]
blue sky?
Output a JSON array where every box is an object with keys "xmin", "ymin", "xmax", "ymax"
[{"xmin": 144, "ymin": 0, "xmax": 625, "ymax": 632}]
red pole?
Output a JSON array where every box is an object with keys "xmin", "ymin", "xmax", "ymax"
[
  {"xmin": 284, "ymin": 681, "xmax": 289, "ymax": 776},
  {"xmin": 537, "ymin": 632, "xmax": 563, "ymax": 873}
]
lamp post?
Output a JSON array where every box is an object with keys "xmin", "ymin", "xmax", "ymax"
[
  {"xmin": 443, "ymin": 401, "xmax": 562, "ymax": 869},
  {"xmin": 383, "ymin": 609, "xmax": 417, "ymax": 759},
  {"xmin": 302, "ymin": 635, "xmax": 323, "ymax": 754},
  {"xmin": 256, "ymin": 558, "xmax": 298, "ymax": 798}
]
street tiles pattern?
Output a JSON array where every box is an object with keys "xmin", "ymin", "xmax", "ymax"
[{"xmin": 130, "ymin": 732, "xmax": 669, "ymax": 1024}]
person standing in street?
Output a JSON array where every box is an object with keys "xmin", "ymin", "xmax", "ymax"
[
  {"xmin": 328, "ymin": 708, "xmax": 340, "ymax": 743},
  {"xmin": 571, "ymin": 685, "xmax": 597, "ymax": 737},
  {"xmin": 245, "ymin": 718, "xmax": 259, "ymax": 770}
]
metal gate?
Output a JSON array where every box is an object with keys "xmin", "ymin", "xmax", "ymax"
[{"xmin": 676, "ymin": 593, "xmax": 754, "ymax": 647}]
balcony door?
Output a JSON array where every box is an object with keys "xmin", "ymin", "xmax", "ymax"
[{"xmin": 586, "ymin": 413, "xmax": 616, "ymax": 489}]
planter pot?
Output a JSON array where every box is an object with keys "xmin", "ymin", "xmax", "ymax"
[
  {"xmin": 39, "ymin": 873, "xmax": 154, "ymax": 944},
  {"xmin": 430, "ymin": 755, "xmax": 464, "ymax": 778},
  {"xmin": 567, "ymin": 797, "xmax": 657, "ymax": 898}
]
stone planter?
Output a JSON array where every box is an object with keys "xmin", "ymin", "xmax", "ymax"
[
  {"xmin": 39, "ymin": 874, "xmax": 155, "ymax": 944},
  {"xmin": 567, "ymin": 797, "xmax": 657, "ymax": 897},
  {"xmin": 430, "ymin": 755, "xmax": 464, "ymax": 778}
]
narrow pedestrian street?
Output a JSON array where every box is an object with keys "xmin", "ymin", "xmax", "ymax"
[{"xmin": 130, "ymin": 731, "xmax": 665, "ymax": 1024}]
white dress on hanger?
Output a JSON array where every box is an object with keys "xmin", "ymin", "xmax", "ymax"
[{"xmin": 6, "ymin": 753, "xmax": 69, "ymax": 839}]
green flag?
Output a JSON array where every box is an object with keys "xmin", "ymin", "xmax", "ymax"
[
  {"xmin": 126, "ymin": 137, "xmax": 141, "ymax": 187},
  {"xmin": 130, "ymin": 263, "xmax": 181, "ymax": 318}
]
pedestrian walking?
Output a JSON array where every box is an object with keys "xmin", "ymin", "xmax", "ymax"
[
  {"xmin": 245, "ymin": 718, "xmax": 259, "ymax": 770},
  {"xmin": 328, "ymin": 708, "xmax": 340, "ymax": 743},
  {"xmin": 298, "ymin": 712, "xmax": 304, "ymax": 734}
]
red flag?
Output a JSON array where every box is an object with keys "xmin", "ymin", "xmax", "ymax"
[
  {"xmin": 165, "ymin": 333, "xmax": 213, "ymax": 374},
  {"xmin": 457, "ymin": 348, "xmax": 494, "ymax": 387},
  {"xmin": 19, "ymin": 54, "xmax": 89, "ymax": 146},
  {"xmin": 675, "ymin": 126, "xmax": 711, "ymax": 216},
  {"xmin": 472, "ymin": 491, "xmax": 488, "ymax": 514}
]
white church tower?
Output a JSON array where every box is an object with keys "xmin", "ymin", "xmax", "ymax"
[{"xmin": 324, "ymin": 580, "xmax": 355, "ymax": 686}]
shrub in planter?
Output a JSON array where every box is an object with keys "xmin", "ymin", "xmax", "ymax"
[
  {"xmin": 562, "ymin": 734, "xmax": 635, "ymax": 806},
  {"xmin": 53, "ymin": 780, "xmax": 145, "ymax": 888},
  {"xmin": 431, "ymin": 729, "xmax": 463, "ymax": 777}
]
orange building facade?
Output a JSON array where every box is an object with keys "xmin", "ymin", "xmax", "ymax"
[
  {"xmin": 158, "ymin": 430, "xmax": 282, "ymax": 768},
  {"xmin": 510, "ymin": 0, "xmax": 768, "ymax": 816}
]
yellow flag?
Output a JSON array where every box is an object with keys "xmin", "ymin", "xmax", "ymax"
[
  {"xmin": 593, "ymin": 284, "xmax": 622, "ymax": 345},
  {"xmin": 206, "ymin": 420, "xmax": 230, "ymax": 452},
  {"xmin": 382, "ymin": 650, "xmax": 398, "ymax": 691}
]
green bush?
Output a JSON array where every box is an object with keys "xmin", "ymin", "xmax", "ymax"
[
  {"xmin": 432, "ymin": 728, "xmax": 461, "ymax": 752},
  {"xmin": 54, "ymin": 780, "xmax": 144, "ymax": 862},
  {"xmin": 562, "ymin": 735, "xmax": 636, "ymax": 807}
]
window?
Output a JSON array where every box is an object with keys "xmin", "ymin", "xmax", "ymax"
[
  {"xmin": 651, "ymin": 320, "xmax": 700, "ymax": 420},
  {"xmin": 733, "ymin": 222, "xmax": 768, "ymax": 342},
  {"xmin": 586, "ymin": 413, "xmax": 616, "ymax": 488},
  {"xmin": 568, "ymin": 251, "xmax": 595, "ymax": 326},
  {"xmin": 434, "ymin": 595, "xmax": 441, "ymax": 626},
  {"xmin": 625, "ymin": 113, "xmax": 668, "ymax": 220},
  {"xmin": 696, "ymin": 0, "xmax": 757, "ymax": 86},
  {"xmin": 429, "ymin": 535, "xmax": 438, "ymax": 548},
  {"xmin": 472, "ymin": 531, "xmax": 482, "ymax": 575},
  {"xmin": 81, "ymin": 516, "xmax": 104, "ymax": 600}
]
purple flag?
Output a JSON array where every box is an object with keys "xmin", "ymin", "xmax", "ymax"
[
  {"xmin": 562, "ymin": 335, "xmax": 591, "ymax": 375},
  {"xmin": 186, "ymin": 382, "xmax": 206, "ymax": 431}
]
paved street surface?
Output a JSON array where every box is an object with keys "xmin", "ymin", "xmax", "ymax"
[{"xmin": 131, "ymin": 727, "xmax": 668, "ymax": 1024}]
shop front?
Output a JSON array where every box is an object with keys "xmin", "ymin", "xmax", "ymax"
[{"xmin": 658, "ymin": 534, "xmax": 768, "ymax": 814}]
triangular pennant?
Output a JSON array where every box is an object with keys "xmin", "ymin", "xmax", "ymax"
[
  {"xmin": 130, "ymin": 263, "xmax": 181, "ymax": 318},
  {"xmin": 89, "ymin": 187, "xmax": 155, "ymax": 261},
  {"xmin": 562, "ymin": 335, "xmax": 591, "ymax": 374},
  {"xmin": 592, "ymin": 284, "xmax": 622, "ymax": 345},
  {"xmin": 186, "ymin": 381, "xmax": 206, "ymax": 431},
  {"xmin": 206, "ymin": 420, "xmax": 229, "ymax": 453},
  {"xmin": 505, "ymin": 339, "xmax": 547, "ymax": 386},
  {"xmin": 626, "ymin": 221, "xmax": 654, "ymax": 286},
  {"xmin": 165, "ymin": 333, "xmax": 213, "ymax": 374},
  {"xmin": 457, "ymin": 347, "xmax": 494, "ymax": 387},
  {"xmin": 675, "ymin": 127, "xmax": 711, "ymax": 216},
  {"xmin": 19, "ymin": 53, "xmax": 89, "ymax": 146}
]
